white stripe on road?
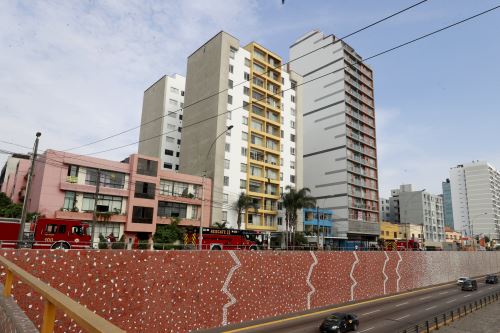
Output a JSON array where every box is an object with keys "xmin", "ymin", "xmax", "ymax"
[
  {"xmin": 439, "ymin": 291, "xmax": 449, "ymax": 295},
  {"xmin": 395, "ymin": 302, "xmax": 408, "ymax": 307},
  {"xmin": 361, "ymin": 309, "xmax": 381, "ymax": 316},
  {"xmin": 464, "ymin": 294, "xmax": 472, "ymax": 298},
  {"xmin": 446, "ymin": 299, "xmax": 457, "ymax": 304},
  {"xmin": 489, "ymin": 287, "xmax": 493, "ymax": 290},
  {"xmin": 419, "ymin": 296, "xmax": 432, "ymax": 300},
  {"xmin": 359, "ymin": 327, "xmax": 374, "ymax": 333},
  {"xmin": 395, "ymin": 314, "xmax": 410, "ymax": 321},
  {"xmin": 425, "ymin": 306, "xmax": 436, "ymax": 311}
]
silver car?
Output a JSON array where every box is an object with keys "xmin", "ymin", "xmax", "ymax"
[{"xmin": 457, "ymin": 277, "xmax": 470, "ymax": 285}]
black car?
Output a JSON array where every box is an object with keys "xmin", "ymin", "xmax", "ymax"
[
  {"xmin": 319, "ymin": 313, "xmax": 359, "ymax": 333},
  {"xmin": 485, "ymin": 275, "xmax": 498, "ymax": 284},
  {"xmin": 461, "ymin": 279, "xmax": 478, "ymax": 291}
]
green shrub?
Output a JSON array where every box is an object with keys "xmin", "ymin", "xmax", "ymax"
[
  {"xmin": 111, "ymin": 235, "xmax": 126, "ymax": 249},
  {"xmin": 98, "ymin": 234, "xmax": 108, "ymax": 249}
]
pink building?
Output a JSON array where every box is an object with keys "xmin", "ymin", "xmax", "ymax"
[
  {"xmin": 0, "ymin": 154, "xmax": 31, "ymax": 204},
  {"xmin": 2, "ymin": 149, "xmax": 212, "ymax": 245}
]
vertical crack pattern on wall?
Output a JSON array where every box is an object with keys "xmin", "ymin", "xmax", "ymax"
[
  {"xmin": 350, "ymin": 251, "xmax": 359, "ymax": 301},
  {"xmin": 383, "ymin": 251, "xmax": 389, "ymax": 295},
  {"xmin": 221, "ymin": 251, "xmax": 241, "ymax": 326},
  {"xmin": 306, "ymin": 251, "xmax": 318, "ymax": 309},
  {"xmin": 396, "ymin": 251, "xmax": 403, "ymax": 292}
]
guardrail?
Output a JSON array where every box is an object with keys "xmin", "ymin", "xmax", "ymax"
[
  {"xmin": 0, "ymin": 255, "xmax": 125, "ymax": 333},
  {"xmin": 398, "ymin": 291, "xmax": 500, "ymax": 333}
]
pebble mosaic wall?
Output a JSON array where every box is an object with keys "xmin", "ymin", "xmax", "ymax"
[{"xmin": 1, "ymin": 250, "xmax": 499, "ymax": 333}]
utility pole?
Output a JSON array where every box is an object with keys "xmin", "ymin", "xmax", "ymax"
[
  {"xmin": 199, "ymin": 174, "xmax": 205, "ymax": 250},
  {"xmin": 91, "ymin": 168, "xmax": 101, "ymax": 248},
  {"xmin": 18, "ymin": 132, "xmax": 41, "ymax": 245},
  {"xmin": 316, "ymin": 206, "xmax": 320, "ymax": 249}
]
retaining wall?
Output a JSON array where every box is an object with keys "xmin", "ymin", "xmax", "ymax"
[{"xmin": 0, "ymin": 250, "xmax": 499, "ymax": 333}]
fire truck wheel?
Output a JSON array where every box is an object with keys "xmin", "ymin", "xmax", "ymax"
[
  {"xmin": 210, "ymin": 245, "xmax": 222, "ymax": 250},
  {"xmin": 51, "ymin": 242, "xmax": 70, "ymax": 250},
  {"xmin": 249, "ymin": 245, "xmax": 258, "ymax": 251}
]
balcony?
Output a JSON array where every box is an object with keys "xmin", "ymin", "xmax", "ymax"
[{"xmin": 55, "ymin": 210, "xmax": 127, "ymax": 223}]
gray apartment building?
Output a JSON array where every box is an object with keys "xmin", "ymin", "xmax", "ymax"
[{"xmin": 289, "ymin": 30, "xmax": 379, "ymax": 244}]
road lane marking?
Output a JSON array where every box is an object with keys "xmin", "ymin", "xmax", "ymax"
[
  {"xmin": 425, "ymin": 306, "xmax": 436, "ymax": 311},
  {"xmin": 361, "ymin": 309, "xmax": 381, "ymax": 316},
  {"xmin": 359, "ymin": 327, "xmax": 374, "ymax": 332},
  {"xmin": 464, "ymin": 294, "xmax": 472, "ymax": 298},
  {"xmin": 446, "ymin": 299, "xmax": 456, "ymax": 304},
  {"xmin": 395, "ymin": 314, "xmax": 410, "ymax": 321},
  {"xmin": 419, "ymin": 296, "xmax": 432, "ymax": 300},
  {"xmin": 439, "ymin": 291, "xmax": 449, "ymax": 295},
  {"xmin": 489, "ymin": 287, "xmax": 493, "ymax": 290},
  {"xmin": 395, "ymin": 301, "xmax": 408, "ymax": 307}
]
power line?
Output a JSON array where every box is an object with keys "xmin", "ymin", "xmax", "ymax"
[
  {"xmin": 79, "ymin": 4, "xmax": 500, "ymax": 157},
  {"xmin": 61, "ymin": 0, "xmax": 430, "ymax": 152}
]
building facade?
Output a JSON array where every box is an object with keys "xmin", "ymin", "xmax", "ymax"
[
  {"xmin": 303, "ymin": 208, "xmax": 334, "ymax": 246},
  {"xmin": 1, "ymin": 149, "xmax": 212, "ymax": 245},
  {"xmin": 179, "ymin": 31, "xmax": 303, "ymax": 232},
  {"xmin": 441, "ymin": 178, "xmax": 454, "ymax": 229},
  {"xmin": 138, "ymin": 74, "xmax": 186, "ymax": 171},
  {"xmin": 449, "ymin": 161, "xmax": 500, "ymax": 241},
  {"xmin": 379, "ymin": 197, "xmax": 391, "ymax": 222},
  {"xmin": 289, "ymin": 30, "xmax": 379, "ymax": 243},
  {"xmin": 0, "ymin": 154, "xmax": 31, "ymax": 204}
]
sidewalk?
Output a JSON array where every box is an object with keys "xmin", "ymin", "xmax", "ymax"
[{"xmin": 438, "ymin": 301, "xmax": 500, "ymax": 333}]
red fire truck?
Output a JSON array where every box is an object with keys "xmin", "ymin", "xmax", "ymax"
[
  {"xmin": 396, "ymin": 239, "xmax": 421, "ymax": 251},
  {"xmin": 0, "ymin": 218, "xmax": 91, "ymax": 249},
  {"xmin": 184, "ymin": 227, "xmax": 259, "ymax": 250}
]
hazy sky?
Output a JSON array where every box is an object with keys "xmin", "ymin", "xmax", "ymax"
[{"xmin": 1, "ymin": 0, "xmax": 499, "ymax": 198}]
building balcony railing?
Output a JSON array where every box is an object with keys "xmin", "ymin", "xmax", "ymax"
[{"xmin": 347, "ymin": 154, "xmax": 377, "ymax": 169}]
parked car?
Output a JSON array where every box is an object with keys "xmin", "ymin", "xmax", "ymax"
[
  {"xmin": 485, "ymin": 275, "xmax": 498, "ymax": 284},
  {"xmin": 319, "ymin": 313, "xmax": 359, "ymax": 333},
  {"xmin": 457, "ymin": 277, "xmax": 470, "ymax": 285},
  {"xmin": 461, "ymin": 279, "xmax": 478, "ymax": 291}
]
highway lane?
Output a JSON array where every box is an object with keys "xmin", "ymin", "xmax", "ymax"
[{"xmin": 218, "ymin": 277, "xmax": 500, "ymax": 333}]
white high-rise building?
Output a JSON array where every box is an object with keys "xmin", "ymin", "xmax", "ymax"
[
  {"xmin": 138, "ymin": 74, "xmax": 185, "ymax": 171},
  {"xmin": 179, "ymin": 31, "xmax": 303, "ymax": 232},
  {"xmin": 449, "ymin": 161, "xmax": 500, "ymax": 241}
]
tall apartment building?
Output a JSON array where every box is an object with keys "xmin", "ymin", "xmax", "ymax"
[
  {"xmin": 449, "ymin": 161, "xmax": 500, "ymax": 240},
  {"xmin": 138, "ymin": 74, "xmax": 185, "ymax": 171},
  {"xmin": 441, "ymin": 178, "xmax": 454, "ymax": 229},
  {"xmin": 388, "ymin": 184, "xmax": 413, "ymax": 223},
  {"xmin": 179, "ymin": 31, "xmax": 303, "ymax": 231},
  {"xmin": 289, "ymin": 30, "xmax": 379, "ymax": 244},
  {"xmin": 379, "ymin": 198, "xmax": 391, "ymax": 221}
]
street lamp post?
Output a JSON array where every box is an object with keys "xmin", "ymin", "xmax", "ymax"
[{"xmin": 199, "ymin": 125, "xmax": 233, "ymax": 250}]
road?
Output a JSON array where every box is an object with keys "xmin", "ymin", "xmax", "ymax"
[{"xmin": 215, "ymin": 277, "xmax": 500, "ymax": 333}]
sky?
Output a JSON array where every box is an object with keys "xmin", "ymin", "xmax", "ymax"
[{"xmin": 0, "ymin": 0, "xmax": 499, "ymax": 198}]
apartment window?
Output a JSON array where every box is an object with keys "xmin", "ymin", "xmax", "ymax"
[
  {"xmin": 169, "ymin": 99, "xmax": 178, "ymax": 106},
  {"xmin": 242, "ymin": 131, "xmax": 248, "ymax": 141},
  {"xmin": 225, "ymin": 143, "xmax": 231, "ymax": 152},
  {"xmin": 290, "ymin": 134, "xmax": 295, "ymax": 142},
  {"xmin": 229, "ymin": 47, "xmax": 237, "ymax": 59},
  {"xmin": 227, "ymin": 111, "xmax": 231, "ymax": 120},
  {"xmin": 241, "ymin": 147, "xmax": 247, "ymax": 156},
  {"xmin": 290, "ymin": 108, "xmax": 296, "ymax": 116},
  {"xmin": 166, "ymin": 136, "xmax": 175, "ymax": 143},
  {"xmin": 280, "ymin": 144, "xmax": 283, "ymax": 152},
  {"xmin": 164, "ymin": 162, "xmax": 172, "ymax": 169},
  {"xmin": 175, "ymin": 165, "xmax": 179, "ymax": 171},
  {"xmin": 226, "ymin": 129, "xmax": 231, "ymax": 136},
  {"xmin": 290, "ymin": 147, "xmax": 295, "ymax": 155},
  {"xmin": 240, "ymin": 179, "xmax": 246, "ymax": 189},
  {"xmin": 178, "ymin": 127, "xmax": 182, "ymax": 132},
  {"xmin": 290, "ymin": 161, "xmax": 295, "ymax": 170},
  {"xmin": 242, "ymin": 116, "xmax": 248, "ymax": 125},
  {"xmin": 222, "ymin": 211, "xmax": 228, "ymax": 222},
  {"xmin": 132, "ymin": 206, "xmax": 153, "ymax": 224},
  {"xmin": 170, "ymin": 87, "xmax": 179, "ymax": 94},
  {"xmin": 291, "ymin": 120, "xmax": 295, "ymax": 129},
  {"xmin": 137, "ymin": 158, "xmax": 158, "ymax": 176},
  {"xmin": 165, "ymin": 149, "xmax": 174, "ymax": 156},
  {"xmin": 291, "ymin": 95, "xmax": 295, "ymax": 103},
  {"xmin": 63, "ymin": 191, "xmax": 76, "ymax": 210},
  {"xmin": 277, "ymin": 217, "xmax": 283, "ymax": 226},
  {"xmin": 177, "ymin": 139, "xmax": 181, "ymax": 145},
  {"xmin": 224, "ymin": 159, "xmax": 230, "ymax": 169},
  {"xmin": 82, "ymin": 194, "xmax": 122, "ymax": 213},
  {"xmin": 228, "ymin": 95, "xmax": 233, "ymax": 104},
  {"xmin": 240, "ymin": 163, "xmax": 247, "ymax": 172},
  {"xmin": 229, "ymin": 64, "xmax": 234, "ymax": 73},
  {"xmin": 281, "ymin": 116, "xmax": 284, "ymax": 124},
  {"xmin": 280, "ymin": 172, "xmax": 283, "ymax": 181},
  {"xmin": 394, "ymin": 232, "xmax": 398, "ymax": 238},
  {"xmin": 228, "ymin": 79, "xmax": 233, "ymax": 89},
  {"xmin": 158, "ymin": 202, "xmax": 187, "ymax": 218},
  {"xmin": 244, "ymin": 72, "xmax": 250, "ymax": 81},
  {"xmin": 168, "ymin": 111, "xmax": 176, "ymax": 118},
  {"xmin": 223, "ymin": 194, "xmax": 229, "ymax": 204},
  {"xmin": 224, "ymin": 176, "xmax": 229, "ymax": 186},
  {"xmin": 281, "ymin": 130, "xmax": 284, "ymax": 138},
  {"xmin": 134, "ymin": 181, "xmax": 156, "ymax": 199},
  {"xmin": 176, "ymin": 152, "xmax": 180, "ymax": 158},
  {"xmin": 181, "ymin": 90, "xmax": 185, "ymax": 96},
  {"xmin": 280, "ymin": 158, "xmax": 284, "ymax": 166},
  {"xmin": 167, "ymin": 124, "xmax": 176, "ymax": 130},
  {"xmin": 243, "ymin": 86, "xmax": 250, "ymax": 96},
  {"xmin": 67, "ymin": 165, "xmax": 79, "ymax": 177},
  {"xmin": 180, "ymin": 103, "xmax": 184, "ymax": 108},
  {"xmin": 244, "ymin": 58, "xmax": 250, "ymax": 67},
  {"xmin": 290, "ymin": 175, "xmax": 296, "ymax": 183}
]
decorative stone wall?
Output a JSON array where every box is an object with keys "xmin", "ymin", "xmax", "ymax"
[{"xmin": 1, "ymin": 250, "xmax": 499, "ymax": 333}]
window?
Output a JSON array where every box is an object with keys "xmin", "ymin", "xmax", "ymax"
[
  {"xmin": 281, "ymin": 130, "xmax": 284, "ymax": 138},
  {"xmin": 240, "ymin": 179, "xmax": 246, "ymax": 189},
  {"xmin": 240, "ymin": 163, "xmax": 247, "ymax": 172},
  {"xmin": 224, "ymin": 176, "xmax": 229, "ymax": 186},
  {"xmin": 290, "ymin": 147, "xmax": 296, "ymax": 155},
  {"xmin": 290, "ymin": 161, "xmax": 295, "ymax": 170},
  {"xmin": 224, "ymin": 159, "xmax": 230, "ymax": 169},
  {"xmin": 290, "ymin": 120, "xmax": 295, "ymax": 129},
  {"xmin": 63, "ymin": 191, "xmax": 76, "ymax": 210},
  {"xmin": 168, "ymin": 111, "xmax": 176, "ymax": 118},
  {"xmin": 137, "ymin": 158, "xmax": 158, "ymax": 176},
  {"xmin": 165, "ymin": 149, "xmax": 174, "ymax": 156},
  {"xmin": 67, "ymin": 165, "xmax": 79, "ymax": 177},
  {"xmin": 225, "ymin": 143, "xmax": 231, "ymax": 152},
  {"xmin": 58, "ymin": 225, "xmax": 67, "ymax": 234},
  {"xmin": 45, "ymin": 224, "xmax": 58, "ymax": 233},
  {"xmin": 229, "ymin": 64, "xmax": 234, "ymax": 73},
  {"xmin": 277, "ymin": 217, "xmax": 283, "ymax": 225},
  {"xmin": 244, "ymin": 58, "xmax": 250, "ymax": 67},
  {"xmin": 291, "ymin": 95, "xmax": 295, "ymax": 103},
  {"xmin": 242, "ymin": 116, "xmax": 248, "ymax": 125},
  {"xmin": 169, "ymin": 99, "xmax": 178, "ymax": 106},
  {"xmin": 85, "ymin": 169, "xmax": 125, "ymax": 189},
  {"xmin": 227, "ymin": 111, "xmax": 231, "ymax": 120},
  {"xmin": 243, "ymin": 86, "xmax": 250, "ymax": 96},
  {"xmin": 222, "ymin": 211, "xmax": 228, "ymax": 222},
  {"xmin": 134, "ymin": 181, "xmax": 156, "ymax": 199},
  {"xmin": 132, "ymin": 206, "xmax": 153, "ymax": 224},
  {"xmin": 229, "ymin": 47, "xmax": 237, "ymax": 59},
  {"xmin": 223, "ymin": 194, "xmax": 229, "ymax": 204},
  {"xmin": 176, "ymin": 152, "xmax": 180, "ymax": 158},
  {"xmin": 228, "ymin": 95, "xmax": 233, "ymax": 104},
  {"xmin": 164, "ymin": 162, "xmax": 172, "ymax": 169},
  {"xmin": 243, "ymin": 101, "xmax": 249, "ymax": 110},
  {"xmin": 158, "ymin": 201, "xmax": 187, "ymax": 218},
  {"xmin": 175, "ymin": 165, "xmax": 179, "ymax": 171},
  {"xmin": 290, "ymin": 134, "xmax": 295, "ymax": 142},
  {"xmin": 177, "ymin": 139, "xmax": 181, "ymax": 145},
  {"xmin": 241, "ymin": 147, "xmax": 247, "ymax": 156},
  {"xmin": 290, "ymin": 175, "xmax": 296, "ymax": 183},
  {"xmin": 291, "ymin": 108, "xmax": 296, "ymax": 116},
  {"xmin": 178, "ymin": 127, "xmax": 182, "ymax": 132},
  {"xmin": 170, "ymin": 87, "xmax": 179, "ymax": 94},
  {"xmin": 280, "ymin": 172, "xmax": 283, "ymax": 181},
  {"xmin": 181, "ymin": 90, "xmax": 185, "ymax": 96},
  {"xmin": 242, "ymin": 131, "xmax": 248, "ymax": 141},
  {"xmin": 82, "ymin": 194, "xmax": 122, "ymax": 213},
  {"xmin": 244, "ymin": 72, "xmax": 250, "ymax": 80},
  {"xmin": 228, "ymin": 79, "xmax": 233, "ymax": 89},
  {"xmin": 166, "ymin": 136, "xmax": 175, "ymax": 143},
  {"xmin": 179, "ymin": 114, "xmax": 183, "ymax": 120},
  {"xmin": 167, "ymin": 124, "xmax": 176, "ymax": 130}
]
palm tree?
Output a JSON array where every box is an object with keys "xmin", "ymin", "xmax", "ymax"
[
  {"xmin": 213, "ymin": 221, "xmax": 228, "ymax": 229},
  {"xmin": 281, "ymin": 186, "xmax": 316, "ymax": 245},
  {"xmin": 232, "ymin": 192, "xmax": 259, "ymax": 230}
]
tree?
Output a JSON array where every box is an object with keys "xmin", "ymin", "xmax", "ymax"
[
  {"xmin": 213, "ymin": 221, "xmax": 228, "ymax": 229},
  {"xmin": 0, "ymin": 192, "xmax": 12, "ymax": 208},
  {"xmin": 281, "ymin": 186, "xmax": 316, "ymax": 245},
  {"xmin": 153, "ymin": 217, "xmax": 185, "ymax": 249},
  {"xmin": 232, "ymin": 192, "xmax": 259, "ymax": 230}
]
